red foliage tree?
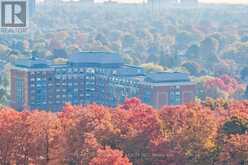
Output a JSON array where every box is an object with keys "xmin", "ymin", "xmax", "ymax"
[
  {"xmin": 59, "ymin": 104, "xmax": 115, "ymax": 164},
  {"xmin": 0, "ymin": 108, "xmax": 25, "ymax": 164},
  {"xmin": 1, "ymin": 99, "xmax": 248, "ymax": 164},
  {"xmin": 89, "ymin": 147, "xmax": 132, "ymax": 165},
  {"xmin": 151, "ymin": 104, "xmax": 220, "ymax": 165},
  {"xmin": 204, "ymin": 75, "xmax": 245, "ymax": 99},
  {"xmin": 217, "ymin": 134, "xmax": 248, "ymax": 164}
]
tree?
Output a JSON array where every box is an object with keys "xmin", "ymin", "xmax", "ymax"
[
  {"xmin": 185, "ymin": 44, "xmax": 200, "ymax": 59},
  {"xmin": 112, "ymin": 99, "xmax": 162, "ymax": 164},
  {"xmin": 240, "ymin": 66, "xmax": 248, "ymax": 81},
  {"xmin": 217, "ymin": 135, "xmax": 248, "ymax": 164},
  {"xmin": 222, "ymin": 117, "xmax": 248, "ymax": 135},
  {"xmin": 182, "ymin": 62, "xmax": 201, "ymax": 76},
  {"xmin": 0, "ymin": 44, "xmax": 9, "ymax": 55},
  {"xmin": 223, "ymin": 42, "xmax": 248, "ymax": 66},
  {"xmin": 140, "ymin": 63, "xmax": 164, "ymax": 72},
  {"xmin": 25, "ymin": 111, "xmax": 64, "ymax": 164},
  {"xmin": 245, "ymin": 86, "xmax": 248, "ymax": 99},
  {"xmin": 203, "ymin": 75, "xmax": 245, "ymax": 99},
  {"xmin": 153, "ymin": 104, "xmax": 219, "ymax": 164},
  {"xmin": 175, "ymin": 31, "xmax": 196, "ymax": 51},
  {"xmin": 3, "ymin": 99, "xmax": 248, "ymax": 164},
  {"xmin": 199, "ymin": 37, "xmax": 220, "ymax": 68},
  {"xmin": 53, "ymin": 58, "xmax": 68, "ymax": 65},
  {"xmin": 0, "ymin": 108, "xmax": 24, "ymax": 164},
  {"xmin": 89, "ymin": 147, "xmax": 132, "ymax": 165},
  {"xmin": 59, "ymin": 104, "xmax": 115, "ymax": 164}
]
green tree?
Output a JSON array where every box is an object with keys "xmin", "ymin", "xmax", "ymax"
[{"xmin": 140, "ymin": 63, "xmax": 164, "ymax": 72}]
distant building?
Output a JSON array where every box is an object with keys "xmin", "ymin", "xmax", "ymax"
[
  {"xmin": 52, "ymin": 49, "xmax": 68, "ymax": 58},
  {"xmin": 79, "ymin": 0, "xmax": 95, "ymax": 3},
  {"xmin": 245, "ymin": 85, "xmax": 248, "ymax": 99},
  {"xmin": 28, "ymin": 0, "xmax": 36, "ymax": 16},
  {"xmin": 11, "ymin": 52, "xmax": 195, "ymax": 111},
  {"xmin": 148, "ymin": 0, "xmax": 178, "ymax": 4},
  {"xmin": 180, "ymin": 0, "xmax": 198, "ymax": 5}
]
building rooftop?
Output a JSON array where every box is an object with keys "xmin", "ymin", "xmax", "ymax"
[
  {"xmin": 69, "ymin": 51, "xmax": 124, "ymax": 66},
  {"xmin": 114, "ymin": 65, "xmax": 145, "ymax": 77},
  {"xmin": 52, "ymin": 48, "xmax": 68, "ymax": 58},
  {"xmin": 14, "ymin": 51, "xmax": 124, "ymax": 68},
  {"xmin": 15, "ymin": 57, "xmax": 50, "ymax": 68},
  {"xmin": 14, "ymin": 52, "xmax": 192, "ymax": 84},
  {"xmin": 145, "ymin": 72, "xmax": 190, "ymax": 83}
]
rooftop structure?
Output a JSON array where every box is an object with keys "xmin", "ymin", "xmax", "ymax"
[
  {"xmin": 69, "ymin": 52, "xmax": 124, "ymax": 67},
  {"xmin": 11, "ymin": 51, "xmax": 195, "ymax": 111}
]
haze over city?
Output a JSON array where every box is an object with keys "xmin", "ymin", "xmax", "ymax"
[
  {"xmin": 201, "ymin": 0, "xmax": 248, "ymax": 4},
  {"xmin": 1, "ymin": 0, "xmax": 248, "ymax": 164},
  {"xmin": 50, "ymin": 0, "xmax": 248, "ymax": 4}
]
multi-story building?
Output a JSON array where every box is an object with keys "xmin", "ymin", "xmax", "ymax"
[{"xmin": 11, "ymin": 52, "xmax": 195, "ymax": 111}]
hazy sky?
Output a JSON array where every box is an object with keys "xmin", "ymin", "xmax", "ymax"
[
  {"xmin": 200, "ymin": 0, "xmax": 248, "ymax": 4},
  {"xmin": 98, "ymin": 0, "xmax": 248, "ymax": 4},
  {"xmin": 59, "ymin": 0, "xmax": 248, "ymax": 4}
]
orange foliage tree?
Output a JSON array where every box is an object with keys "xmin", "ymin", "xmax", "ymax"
[
  {"xmin": 1, "ymin": 98, "xmax": 248, "ymax": 165},
  {"xmin": 89, "ymin": 147, "xmax": 132, "ymax": 165}
]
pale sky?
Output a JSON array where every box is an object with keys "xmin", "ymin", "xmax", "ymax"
[
  {"xmin": 105, "ymin": 0, "xmax": 248, "ymax": 4},
  {"xmin": 200, "ymin": 0, "xmax": 248, "ymax": 4},
  {"xmin": 43, "ymin": 0, "xmax": 248, "ymax": 4},
  {"xmin": 114, "ymin": 0, "xmax": 248, "ymax": 4}
]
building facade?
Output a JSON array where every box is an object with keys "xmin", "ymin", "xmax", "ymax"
[{"xmin": 11, "ymin": 52, "xmax": 195, "ymax": 111}]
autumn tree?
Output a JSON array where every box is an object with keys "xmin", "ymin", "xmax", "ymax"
[
  {"xmin": 2, "ymin": 99, "xmax": 248, "ymax": 165},
  {"xmin": 222, "ymin": 117, "xmax": 248, "ymax": 135},
  {"xmin": 24, "ymin": 111, "xmax": 64, "ymax": 165},
  {"xmin": 89, "ymin": 147, "xmax": 132, "ymax": 165},
  {"xmin": 217, "ymin": 135, "xmax": 248, "ymax": 165},
  {"xmin": 152, "ymin": 104, "xmax": 220, "ymax": 165},
  {"xmin": 59, "ymin": 104, "xmax": 115, "ymax": 164},
  {"xmin": 0, "ymin": 108, "xmax": 25, "ymax": 164},
  {"xmin": 112, "ymin": 98, "xmax": 163, "ymax": 165}
]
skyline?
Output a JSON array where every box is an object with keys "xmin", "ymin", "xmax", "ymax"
[
  {"xmin": 56, "ymin": 0, "xmax": 248, "ymax": 4},
  {"xmin": 201, "ymin": 0, "xmax": 248, "ymax": 4}
]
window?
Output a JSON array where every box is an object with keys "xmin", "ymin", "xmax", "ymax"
[
  {"xmin": 86, "ymin": 68, "xmax": 95, "ymax": 73},
  {"xmin": 73, "ymin": 68, "xmax": 78, "ymax": 72},
  {"xmin": 169, "ymin": 87, "xmax": 181, "ymax": 105},
  {"xmin": 16, "ymin": 77, "xmax": 24, "ymax": 104}
]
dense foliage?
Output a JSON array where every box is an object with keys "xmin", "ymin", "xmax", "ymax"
[
  {"xmin": 1, "ymin": 98, "xmax": 248, "ymax": 164},
  {"xmin": 0, "ymin": 3, "xmax": 247, "ymax": 103},
  {"xmin": 194, "ymin": 75, "xmax": 246, "ymax": 100},
  {"xmin": 1, "ymin": 3, "xmax": 247, "ymax": 75}
]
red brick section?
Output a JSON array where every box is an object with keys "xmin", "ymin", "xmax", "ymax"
[
  {"xmin": 152, "ymin": 86, "xmax": 170, "ymax": 109},
  {"xmin": 181, "ymin": 85, "xmax": 196, "ymax": 104},
  {"xmin": 10, "ymin": 69, "xmax": 30, "ymax": 110},
  {"xmin": 151, "ymin": 84, "xmax": 196, "ymax": 109}
]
